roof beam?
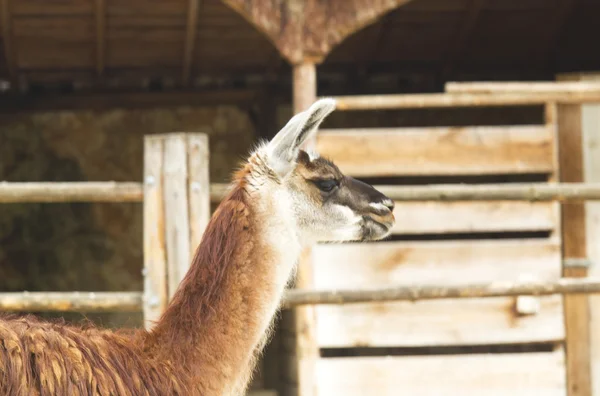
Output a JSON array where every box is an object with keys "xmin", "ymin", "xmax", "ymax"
[
  {"xmin": 94, "ymin": 0, "xmax": 106, "ymax": 77},
  {"xmin": 182, "ymin": 0, "xmax": 200, "ymax": 86},
  {"xmin": 1, "ymin": 0, "xmax": 16, "ymax": 86},
  {"xmin": 441, "ymin": 0, "xmax": 484, "ymax": 79}
]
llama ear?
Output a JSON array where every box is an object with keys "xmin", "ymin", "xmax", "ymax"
[{"xmin": 266, "ymin": 98, "xmax": 336, "ymax": 177}]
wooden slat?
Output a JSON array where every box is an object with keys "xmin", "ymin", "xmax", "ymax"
[
  {"xmin": 392, "ymin": 201, "xmax": 557, "ymax": 234},
  {"xmin": 163, "ymin": 134, "xmax": 191, "ymax": 299},
  {"xmin": 186, "ymin": 134, "xmax": 210, "ymax": 255},
  {"xmin": 315, "ymin": 349, "xmax": 567, "ymax": 396},
  {"xmin": 143, "ymin": 137, "xmax": 168, "ymax": 329},
  {"xmin": 316, "ymin": 125, "xmax": 554, "ymax": 177},
  {"xmin": 313, "ymin": 239, "xmax": 563, "ymax": 347}
]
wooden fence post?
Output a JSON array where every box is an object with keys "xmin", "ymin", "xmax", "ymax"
[
  {"xmin": 554, "ymin": 73, "xmax": 593, "ymax": 396},
  {"xmin": 143, "ymin": 133, "xmax": 210, "ymax": 330},
  {"xmin": 559, "ymin": 72, "xmax": 600, "ymax": 396},
  {"xmin": 293, "ymin": 61, "xmax": 319, "ymax": 396}
]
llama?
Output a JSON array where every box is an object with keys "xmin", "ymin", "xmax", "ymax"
[{"xmin": 0, "ymin": 98, "xmax": 395, "ymax": 396}]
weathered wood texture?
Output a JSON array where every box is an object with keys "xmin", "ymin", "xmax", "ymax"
[
  {"xmin": 142, "ymin": 133, "xmax": 210, "ymax": 327},
  {"xmin": 219, "ymin": 0, "xmax": 412, "ymax": 63},
  {"xmin": 315, "ymin": 349, "xmax": 567, "ymax": 396},
  {"xmin": 311, "ymin": 239, "xmax": 563, "ymax": 347},
  {"xmin": 0, "ymin": 181, "xmax": 144, "ymax": 202},
  {"xmin": 556, "ymin": 74, "xmax": 593, "ymax": 396},
  {"xmin": 317, "ymin": 126, "xmax": 554, "ymax": 176},
  {"xmin": 446, "ymin": 81, "xmax": 600, "ymax": 94},
  {"xmin": 0, "ymin": 292, "xmax": 142, "ymax": 312},
  {"xmin": 143, "ymin": 137, "xmax": 168, "ymax": 328},
  {"xmin": 331, "ymin": 92, "xmax": 600, "ymax": 110},
  {"xmin": 391, "ymin": 201, "xmax": 556, "ymax": 234}
]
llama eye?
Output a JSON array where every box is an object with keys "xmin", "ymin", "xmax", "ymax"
[{"xmin": 314, "ymin": 179, "xmax": 338, "ymax": 192}]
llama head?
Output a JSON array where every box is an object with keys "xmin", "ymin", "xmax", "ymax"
[{"xmin": 257, "ymin": 98, "xmax": 395, "ymax": 243}]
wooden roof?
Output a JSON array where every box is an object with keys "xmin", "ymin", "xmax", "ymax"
[{"xmin": 0, "ymin": 0, "xmax": 599, "ymax": 93}]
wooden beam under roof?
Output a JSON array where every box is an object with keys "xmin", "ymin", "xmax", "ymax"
[
  {"xmin": 441, "ymin": 0, "xmax": 485, "ymax": 79},
  {"xmin": 94, "ymin": 0, "xmax": 106, "ymax": 77},
  {"xmin": 182, "ymin": 0, "xmax": 200, "ymax": 86},
  {"xmin": 0, "ymin": 0, "xmax": 16, "ymax": 86}
]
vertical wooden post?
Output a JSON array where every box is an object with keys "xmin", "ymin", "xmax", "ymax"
[
  {"xmin": 559, "ymin": 72, "xmax": 600, "ymax": 396},
  {"xmin": 143, "ymin": 133, "xmax": 210, "ymax": 329},
  {"xmin": 143, "ymin": 136, "xmax": 168, "ymax": 329},
  {"xmin": 555, "ymin": 86, "xmax": 593, "ymax": 394},
  {"xmin": 293, "ymin": 61, "xmax": 319, "ymax": 396}
]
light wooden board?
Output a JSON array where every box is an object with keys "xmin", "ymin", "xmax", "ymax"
[
  {"xmin": 163, "ymin": 135, "xmax": 191, "ymax": 299},
  {"xmin": 316, "ymin": 125, "xmax": 555, "ymax": 176},
  {"xmin": 142, "ymin": 137, "xmax": 167, "ymax": 329},
  {"xmin": 312, "ymin": 239, "xmax": 562, "ymax": 288},
  {"xmin": 315, "ymin": 349, "xmax": 567, "ymax": 396},
  {"xmin": 392, "ymin": 200, "xmax": 557, "ymax": 234},
  {"xmin": 312, "ymin": 239, "xmax": 564, "ymax": 347}
]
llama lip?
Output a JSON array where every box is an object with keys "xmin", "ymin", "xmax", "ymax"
[{"xmin": 361, "ymin": 216, "xmax": 393, "ymax": 240}]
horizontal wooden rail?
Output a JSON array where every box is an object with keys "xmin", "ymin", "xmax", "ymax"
[
  {"xmin": 281, "ymin": 277, "xmax": 600, "ymax": 307},
  {"xmin": 1, "ymin": 272, "xmax": 598, "ymax": 312},
  {"xmin": 0, "ymin": 182, "xmax": 144, "ymax": 203},
  {"xmin": 445, "ymin": 81, "xmax": 600, "ymax": 94},
  {"xmin": 328, "ymin": 91, "xmax": 600, "ymax": 110},
  {"xmin": 376, "ymin": 182, "xmax": 600, "ymax": 202},
  {"xmin": 4, "ymin": 182, "xmax": 600, "ymax": 204},
  {"xmin": 0, "ymin": 181, "xmax": 229, "ymax": 203},
  {"xmin": 0, "ymin": 292, "xmax": 142, "ymax": 312}
]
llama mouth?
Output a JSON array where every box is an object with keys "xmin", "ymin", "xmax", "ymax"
[{"xmin": 361, "ymin": 216, "xmax": 393, "ymax": 241}]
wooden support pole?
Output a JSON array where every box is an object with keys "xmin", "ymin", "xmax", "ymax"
[
  {"xmin": 182, "ymin": 0, "xmax": 200, "ymax": 86},
  {"xmin": 293, "ymin": 61, "xmax": 319, "ymax": 396},
  {"xmin": 557, "ymin": 94, "xmax": 593, "ymax": 395},
  {"xmin": 142, "ymin": 133, "xmax": 210, "ymax": 329},
  {"xmin": 94, "ymin": 0, "xmax": 106, "ymax": 77}
]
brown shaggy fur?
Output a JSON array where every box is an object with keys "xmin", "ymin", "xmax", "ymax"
[{"xmin": 0, "ymin": 165, "xmax": 280, "ymax": 395}]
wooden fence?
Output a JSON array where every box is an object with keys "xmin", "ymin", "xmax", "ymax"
[{"xmin": 1, "ymin": 83, "xmax": 600, "ymax": 396}]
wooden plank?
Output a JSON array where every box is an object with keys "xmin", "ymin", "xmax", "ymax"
[
  {"xmin": 143, "ymin": 137, "xmax": 168, "ymax": 329},
  {"xmin": 182, "ymin": 0, "xmax": 200, "ymax": 85},
  {"xmin": 316, "ymin": 126, "xmax": 555, "ymax": 177},
  {"xmin": 313, "ymin": 239, "xmax": 562, "ymax": 288},
  {"xmin": 186, "ymin": 134, "xmax": 210, "ymax": 256},
  {"xmin": 446, "ymin": 81, "xmax": 600, "ymax": 94},
  {"xmin": 557, "ymin": 97, "xmax": 593, "ymax": 395},
  {"xmin": 329, "ymin": 92, "xmax": 600, "ymax": 110},
  {"xmin": 312, "ymin": 239, "xmax": 563, "ymax": 347},
  {"xmin": 315, "ymin": 296, "xmax": 564, "ymax": 348},
  {"xmin": 315, "ymin": 349, "xmax": 567, "ymax": 396},
  {"xmin": 392, "ymin": 201, "xmax": 557, "ymax": 234},
  {"xmin": 162, "ymin": 134, "xmax": 191, "ymax": 299}
]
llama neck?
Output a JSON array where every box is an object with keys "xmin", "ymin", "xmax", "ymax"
[{"xmin": 146, "ymin": 178, "xmax": 301, "ymax": 395}]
